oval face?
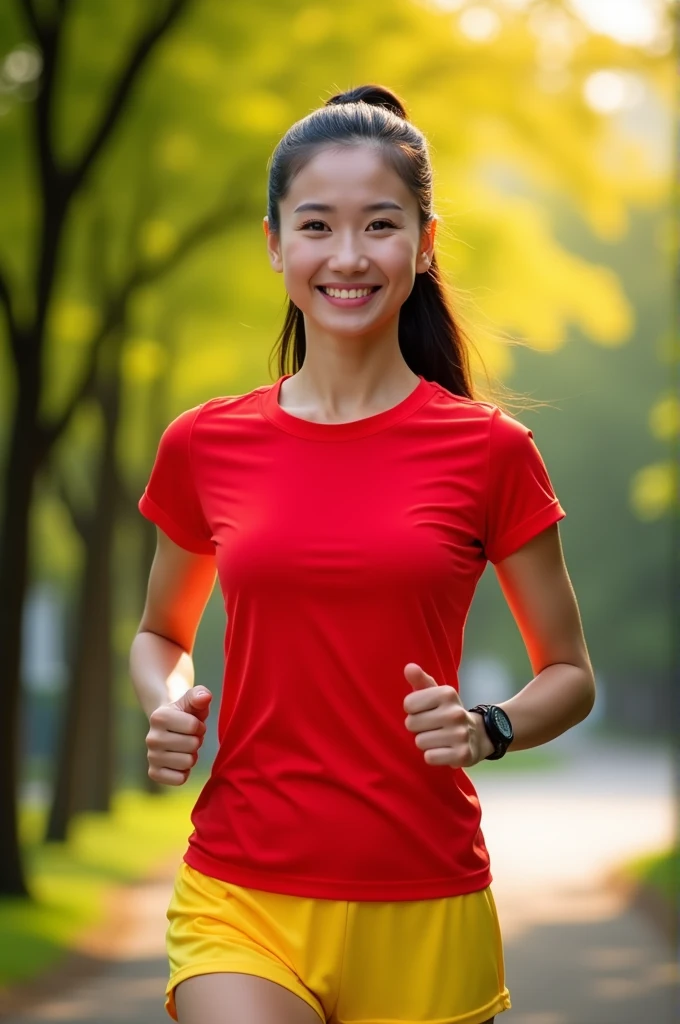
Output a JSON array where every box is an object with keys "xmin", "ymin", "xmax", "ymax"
[{"xmin": 272, "ymin": 143, "xmax": 430, "ymax": 343}]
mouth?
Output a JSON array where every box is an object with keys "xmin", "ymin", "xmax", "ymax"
[{"xmin": 315, "ymin": 285, "xmax": 382, "ymax": 307}]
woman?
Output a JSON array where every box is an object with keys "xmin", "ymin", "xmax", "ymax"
[{"xmin": 130, "ymin": 84, "xmax": 596, "ymax": 1024}]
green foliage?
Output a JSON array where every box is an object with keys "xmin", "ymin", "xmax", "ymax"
[
  {"xmin": 623, "ymin": 846, "xmax": 680, "ymax": 903},
  {"xmin": 0, "ymin": 787, "xmax": 199, "ymax": 985}
]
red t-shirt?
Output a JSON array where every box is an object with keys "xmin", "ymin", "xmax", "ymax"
[{"xmin": 139, "ymin": 374, "xmax": 565, "ymax": 900}]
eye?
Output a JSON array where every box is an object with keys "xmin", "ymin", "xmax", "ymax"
[
  {"xmin": 299, "ymin": 220, "xmax": 328, "ymax": 231},
  {"xmin": 367, "ymin": 220, "xmax": 397, "ymax": 231}
]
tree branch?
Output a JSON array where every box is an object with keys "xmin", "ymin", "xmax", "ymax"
[
  {"xmin": 68, "ymin": 0, "xmax": 190, "ymax": 196},
  {"xmin": 0, "ymin": 265, "xmax": 18, "ymax": 360},
  {"xmin": 18, "ymin": 0, "xmax": 44, "ymax": 43},
  {"xmin": 51, "ymin": 469, "xmax": 89, "ymax": 543},
  {"xmin": 37, "ymin": 189, "xmax": 252, "ymax": 455}
]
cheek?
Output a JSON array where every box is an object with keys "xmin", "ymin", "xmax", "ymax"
[
  {"xmin": 282, "ymin": 238, "xmax": 316, "ymax": 270},
  {"xmin": 280, "ymin": 241, "xmax": 318, "ymax": 293},
  {"xmin": 383, "ymin": 238, "xmax": 419, "ymax": 275}
]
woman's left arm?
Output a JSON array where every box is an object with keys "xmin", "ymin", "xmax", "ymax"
[{"xmin": 484, "ymin": 522, "xmax": 596, "ymax": 753}]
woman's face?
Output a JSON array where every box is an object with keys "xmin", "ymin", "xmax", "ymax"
[{"xmin": 264, "ymin": 144, "xmax": 436, "ymax": 339}]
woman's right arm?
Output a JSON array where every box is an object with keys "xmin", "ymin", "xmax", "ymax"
[{"xmin": 129, "ymin": 527, "xmax": 217, "ymax": 784}]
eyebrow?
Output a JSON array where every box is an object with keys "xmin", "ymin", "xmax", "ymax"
[{"xmin": 293, "ymin": 201, "xmax": 404, "ymax": 214}]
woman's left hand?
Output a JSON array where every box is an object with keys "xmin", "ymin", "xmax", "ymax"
[{"xmin": 403, "ymin": 663, "xmax": 494, "ymax": 768}]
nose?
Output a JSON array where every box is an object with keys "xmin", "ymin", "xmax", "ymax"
[{"xmin": 326, "ymin": 231, "xmax": 370, "ymax": 274}]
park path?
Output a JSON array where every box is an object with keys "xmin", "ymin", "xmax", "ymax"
[{"xmin": 1, "ymin": 734, "xmax": 677, "ymax": 1023}]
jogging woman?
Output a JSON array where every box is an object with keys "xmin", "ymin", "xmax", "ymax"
[{"xmin": 130, "ymin": 84, "xmax": 596, "ymax": 1024}]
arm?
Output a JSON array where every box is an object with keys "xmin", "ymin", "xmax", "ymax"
[
  {"xmin": 472, "ymin": 522, "xmax": 596, "ymax": 756},
  {"xmin": 129, "ymin": 526, "xmax": 217, "ymax": 784}
]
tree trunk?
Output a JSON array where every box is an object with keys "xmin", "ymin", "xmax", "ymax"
[
  {"xmin": 45, "ymin": 355, "xmax": 122, "ymax": 838},
  {"xmin": 0, "ymin": 385, "xmax": 41, "ymax": 896}
]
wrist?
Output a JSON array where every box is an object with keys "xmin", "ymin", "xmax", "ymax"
[{"xmin": 470, "ymin": 711, "xmax": 495, "ymax": 761}]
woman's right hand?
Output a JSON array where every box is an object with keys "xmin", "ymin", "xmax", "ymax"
[{"xmin": 146, "ymin": 687, "xmax": 212, "ymax": 786}]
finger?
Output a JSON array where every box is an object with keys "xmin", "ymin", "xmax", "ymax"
[
  {"xmin": 154, "ymin": 707, "xmax": 206, "ymax": 737},
  {"xmin": 422, "ymin": 747, "xmax": 461, "ymax": 767},
  {"xmin": 174, "ymin": 686, "xmax": 212, "ymax": 723},
  {"xmin": 403, "ymin": 664, "xmax": 442, "ymax": 714},
  {"xmin": 404, "ymin": 707, "xmax": 448, "ymax": 732},
  {"xmin": 149, "ymin": 750, "xmax": 197, "ymax": 772},
  {"xmin": 413, "ymin": 727, "xmax": 459, "ymax": 751},
  {"xmin": 148, "ymin": 729, "xmax": 202, "ymax": 753},
  {"xmin": 148, "ymin": 765, "xmax": 191, "ymax": 786},
  {"xmin": 403, "ymin": 663, "xmax": 438, "ymax": 690}
]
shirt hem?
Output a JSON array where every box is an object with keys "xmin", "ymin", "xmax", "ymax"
[
  {"xmin": 138, "ymin": 492, "xmax": 215, "ymax": 554},
  {"xmin": 183, "ymin": 847, "xmax": 493, "ymax": 900},
  {"xmin": 486, "ymin": 500, "xmax": 566, "ymax": 564}
]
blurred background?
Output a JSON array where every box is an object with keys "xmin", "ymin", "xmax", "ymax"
[{"xmin": 0, "ymin": 0, "xmax": 677, "ymax": 1022}]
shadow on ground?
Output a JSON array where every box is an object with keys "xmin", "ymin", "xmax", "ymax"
[{"xmin": 1, "ymin": 901, "xmax": 677, "ymax": 1023}]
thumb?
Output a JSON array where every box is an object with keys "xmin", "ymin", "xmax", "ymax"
[
  {"xmin": 175, "ymin": 686, "xmax": 212, "ymax": 723},
  {"xmin": 403, "ymin": 663, "xmax": 439, "ymax": 690}
]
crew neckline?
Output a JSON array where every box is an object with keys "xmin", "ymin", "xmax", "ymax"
[{"xmin": 259, "ymin": 373, "xmax": 435, "ymax": 441}]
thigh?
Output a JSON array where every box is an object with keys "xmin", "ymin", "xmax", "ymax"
[{"xmin": 175, "ymin": 973, "xmax": 325, "ymax": 1024}]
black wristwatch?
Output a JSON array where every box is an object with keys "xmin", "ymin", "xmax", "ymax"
[{"xmin": 468, "ymin": 704, "xmax": 514, "ymax": 760}]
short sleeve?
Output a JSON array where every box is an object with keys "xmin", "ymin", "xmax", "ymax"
[
  {"xmin": 483, "ymin": 408, "xmax": 566, "ymax": 564},
  {"xmin": 138, "ymin": 405, "xmax": 214, "ymax": 554}
]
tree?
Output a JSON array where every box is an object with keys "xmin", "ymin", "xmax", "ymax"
[{"xmin": 0, "ymin": 0, "xmax": 193, "ymax": 896}]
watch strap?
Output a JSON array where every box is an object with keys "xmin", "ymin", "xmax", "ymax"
[{"xmin": 468, "ymin": 703, "xmax": 512, "ymax": 760}]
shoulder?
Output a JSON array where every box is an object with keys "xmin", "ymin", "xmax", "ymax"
[
  {"xmin": 426, "ymin": 379, "xmax": 498, "ymax": 420},
  {"xmin": 425, "ymin": 380, "xmax": 526, "ymax": 438},
  {"xmin": 194, "ymin": 383, "xmax": 271, "ymax": 423},
  {"xmin": 164, "ymin": 383, "xmax": 271, "ymax": 436}
]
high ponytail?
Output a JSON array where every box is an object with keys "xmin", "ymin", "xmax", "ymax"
[{"xmin": 266, "ymin": 84, "xmax": 487, "ymax": 401}]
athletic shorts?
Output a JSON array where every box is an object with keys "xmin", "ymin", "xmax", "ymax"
[{"xmin": 165, "ymin": 861, "xmax": 512, "ymax": 1023}]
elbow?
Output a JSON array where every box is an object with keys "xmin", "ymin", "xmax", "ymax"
[{"xmin": 578, "ymin": 664, "xmax": 597, "ymax": 723}]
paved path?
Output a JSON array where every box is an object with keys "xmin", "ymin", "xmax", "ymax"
[
  {"xmin": 472, "ymin": 734, "xmax": 678, "ymax": 1023},
  {"xmin": 1, "ymin": 736, "xmax": 677, "ymax": 1023}
]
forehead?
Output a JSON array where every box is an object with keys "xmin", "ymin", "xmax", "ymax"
[{"xmin": 283, "ymin": 144, "xmax": 417, "ymax": 214}]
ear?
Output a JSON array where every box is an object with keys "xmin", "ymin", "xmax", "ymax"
[
  {"xmin": 263, "ymin": 215, "xmax": 283, "ymax": 274},
  {"xmin": 416, "ymin": 216, "xmax": 438, "ymax": 275}
]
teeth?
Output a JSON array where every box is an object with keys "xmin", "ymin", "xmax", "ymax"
[{"xmin": 321, "ymin": 287, "xmax": 375, "ymax": 299}]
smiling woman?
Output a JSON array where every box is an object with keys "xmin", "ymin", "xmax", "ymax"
[{"xmin": 132, "ymin": 82, "xmax": 594, "ymax": 1024}]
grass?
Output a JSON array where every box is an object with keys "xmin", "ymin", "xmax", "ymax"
[
  {"xmin": 0, "ymin": 784, "xmax": 201, "ymax": 987},
  {"xmin": 623, "ymin": 846, "xmax": 680, "ymax": 904},
  {"xmin": 467, "ymin": 745, "xmax": 563, "ymax": 774}
]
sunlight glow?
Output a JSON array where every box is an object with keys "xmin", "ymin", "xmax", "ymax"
[
  {"xmin": 431, "ymin": 0, "xmax": 670, "ymax": 48},
  {"xmin": 568, "ymin": 0, "xmax": 665, "ymax": 45},
  {"xmin": 583, "ymin": 69, "xmax": 646, "ymax": 114},
  {"xmin": 459, "ymin": 5, "xmax": 502, "ymax": 40}
]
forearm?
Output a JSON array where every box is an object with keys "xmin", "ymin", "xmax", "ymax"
[
  {"xmin": 129, "ymin": 630, "xmax": 195, "ymax": 719},
  {"xmin": 498, "ymin": 662, "xmax": 596, "ymax": 752}
]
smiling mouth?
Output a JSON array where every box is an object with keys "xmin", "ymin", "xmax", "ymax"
[{"xmin": 316, "ymin": 285, "xmax": 382, "ymax": 299}]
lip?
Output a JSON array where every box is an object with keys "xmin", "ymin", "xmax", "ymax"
[{"xmin": 316, "ymin": 285, "xmax": 382, "ymax": 309}]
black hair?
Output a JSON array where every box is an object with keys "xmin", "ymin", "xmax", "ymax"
[{"xmin": 266, "ymin": 83, "xmax": 494, "ymax": 400}]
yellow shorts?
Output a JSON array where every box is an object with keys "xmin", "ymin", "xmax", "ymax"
[{"xmin": 166, "ymin": 861, "xmax": 512, "ymax": 1023}]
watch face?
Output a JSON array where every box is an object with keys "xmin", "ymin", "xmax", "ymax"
[{"xmin": 490, "ymin": 706, "xmax": 513, "ymax": 740}]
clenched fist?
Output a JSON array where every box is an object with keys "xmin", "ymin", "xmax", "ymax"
[
  {"xmin": 403, "ymin": 663, "xmax": 494, "ymax": 768},
  {"xmin": 146, "ymin": 686, "xmax": 212, "ymax": 786}
]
